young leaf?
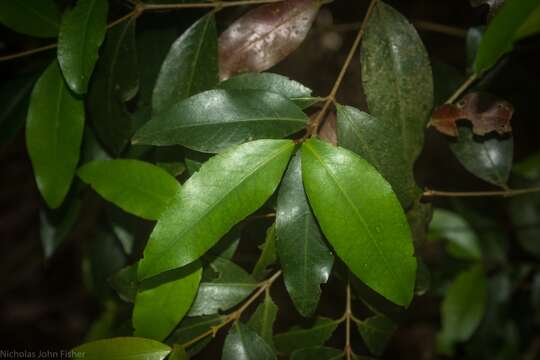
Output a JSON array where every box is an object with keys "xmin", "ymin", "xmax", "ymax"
[
  {"xmin": 252, "ymin": 224, "xmax": 277, "ymax": 280},
  {"xmin": 189, "ymin": 257, "xmax": 257, "ymax": 316},
  {"xmin": 0, "ymin": 0, "xmax": 61, "ymax": 38},
  {"xmin": 437, "ymin": 265, "xmax": 487, "ymax": 355},
  {"xmin": 218, "ymin": 73, "xmax": 318, "ymax": 109},
  {"xmin": 449, "ymin": 127, "xmax": 513, "ymax": 187},
  {"xmin": 26, "ymin": 61, "xmax": 85, "ymax": 209},
  {"xmin": 360, "ymin": 1, "xmax": 433, "ymax": 186},
  {"xmin": 357, "ymin": 315, "xmax": 397, "ymax": 356},
  {"xmin": 133, "ymin": 263, "xmax": 202, "ymax": 341},
  {"xmin": 57, "ymin": 0, "xmax": 108, "ymax": 94},
  {"xmin": 219, "ymin": 0, "xmax": 320, "ymax": 80},
  {"xmin": 301, "ymin": 139, "xmax": 416, "ymax": 306},
  {"xmin": 274, "ymin": 317, "xmax": 340, "ymax": 354},
  {"xmin": 222, "ymin": 322, "xmax": 276, "ymax": 360},
  {"xmin": 167, "ymin": 315, "xmax": 225, "ymax": 355},
  {"xmin": 73, "ymin": 337, "xmax": 171, "ymax": 360},
  {"xmin": 133, "ymin": 89, "xmax": 308, "ymax": 153},
  {"xmin": 87, "ymin": 17, "xmax": 139, "ymax": 154},
  {"xmin": 78, "ymin": 159, "xmax": 181, "ymax": 221},
  {"xmin": 276, "ymin": 151, "xmax": 333, "ymax": 317},
  {"xmin": 248, "ymin": 293, "xmax": 278, "ymax": 347},
  {"xmin": 290, "ymin": 346, "xmax": 343, "ymax": 360},
  {"xmin": 336, "ymin": 104, "xmax": 419, "ymax": 208},
  {"xmin": 152, "ymin": 14, "xmax": 218, "ymax": 114}
]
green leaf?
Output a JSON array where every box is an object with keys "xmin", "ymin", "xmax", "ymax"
[
  {"xmin": 189, "ymin": 257, "xmax": 257, "ymax": 316},
  {"xmin": 429, "ymin": 209, "xmax": 483, "ymax": 261},
  {"xmin": 475, "ymin": 0, "xmax": 540, "ymax": 73},
  {"xmin": 301, "ymin": 139, "xmax": 416, "ymax": 306},
  {"xmin": 133, "ymin": 90, "xmax": 308, "ymax": 153},
  {"xmin": 58, "ymin": 0, "xmax": 108, "ymax": 94},
  {"xmin": 167, "ymin": 315, "xmax": 225, "ymax": 355},
  {"xmin": 252, "ymin": 225, "xmax": 277, "ymax": 280},
  {"xmin": 26, "ymin": 60, "xmax": 85, "ymax": 209},
  {"xmin": 40, "ymin": 195, "xmax": 81, "ymax": 258},
  {"xmin": 169, "ymin": 347, "xmax": 188, "ymax": 360},
  {"xmin": 508, "ymin": 188, "xmax": 540, "ymax": 257},
  {"xmin": 291, "ymin": 347, "xmax": 343, "ymax": 360},
  {"xmin": 109, "ymin": 263, "xmax": 138, "ymax": 303},
  {"xmin": 73, "ymin": 337, "xmax": 171, "ymax": 360},
  {"xmin": 437, "ymin": 265, "xmax": 487, "ymax": 355},
  {"xmin": 274, "ymin": 317, "xmax": 340, "ymax": 354},
  {"xmin": 138, "ymin": 139, "xmax": 295, "ymax": 280},
  {"xmin": 0, "ymin": 0, "xmax": 61, "ymax": 38},
  {"xmin": 336, "ymin": 104, "xmax": 419, "ymax": 208},
  {"xmin": 450, "ymin": 127, "xmax": 513, "ymax": 187},
  {"xmin": 218, "ymin": 73, "xmax": 318, "ymax": 109},
  {"xmin": 357, "ymin": 315, "xmax": 397, "ymax": 356},
  {"xmin": 222, "ymin": 322, "xmax": 276, "ymax": 360},
  {"xmin": 466, "ymin": 27, "xmax": 484, "ymax": 73},
  {"xmin": 361, "ymin": 1, "xmax": 433, "ymax": 185},
  {"xmin": 152, "ymin": 14, "xmax": 218, "ymax": 114},
  {"xmin": 133, "ymin": 263, "xmax": 202, "ymax": 341},
  {"xmin": 248, "ymin": 293, "xmax": 278, "ymax": 347},
  {"xmin": 78, "ymin": 159, "xmax": 181, "ymax": 221},
  {"xmin": 87, "ymin": 17, "xmax": 139, "ymax": 154},
  {"xmin": 516, "ymin": 4, "xmax": 540, "ymax": 39},
  {"xmin": 276, "ymin": 151, "xmax": 333, "ymax": 317}
]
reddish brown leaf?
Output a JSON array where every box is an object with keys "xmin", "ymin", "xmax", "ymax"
[
  {"xmin": 428, "ymin": 92, "xmax": 513, "ymax": 137},
  {"xmin": 317, "ymin": 111, "xmax": 336, "ymax": 145},
  {"xmin": 218, "ymin": 0, "xmax": 320, "ymax": 80}
]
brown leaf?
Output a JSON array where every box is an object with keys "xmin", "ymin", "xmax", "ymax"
[
  {"xmin": 218, "ymin": 0, "xmax": 320, "ymax": 80},
  {"xmin": 317, "ymin": 110, "xmax": 336, "ymax": 145},
  {"xmin": 428, "ymin": 92, "xmax": 513, "ymax": 137}
]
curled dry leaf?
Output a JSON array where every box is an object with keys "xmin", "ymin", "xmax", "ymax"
[
  {"xmin": 428, "ymin": 92, "xmax": 513, "ymax": 137},
  {"xmin": 218, "ymin": 0, "xmax": 320, "ymax": 80}
]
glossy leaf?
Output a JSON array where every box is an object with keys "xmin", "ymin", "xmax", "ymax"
[
  {"xmin": 73, "ymin": 337, "xmax": 171, "ymax": 360},
  {"xmin": 0, "ymin": 0, "xmax": 60, "ymax": 38},
  {"xmin": 218, "ymin": 73, "xmax": 318, "ymax": 109},
  {"xmin": 357, "ymin": 315, "xmax": 397, "ymax": 356},
  {"xmin": 219, "ymin": 0, "xmax": 320, "ymax": 80},
  {"xmin": 189, "ymin": 257, "xmax": 257, "ymax": 316},
  {"xmin": 87, "ymin": 17, "xmax": 139, "ymax": 154},
  {"xmin": 248, "ymin": 293, "xmax": 278, "ymax": 347},
  {"xmin": 152, "ymin": 14, "xmax": 218, "ymax": 114},
  {"xmin": 475, "ymin": 0, "xmax": 540, "ymax": 73},
  {"xmin": 167, "ymin": 315, "xmax": 225, "ymax": 355},
  {"xmin": 222, "ymin": 322, "xmax": 276, "ymax": 360},
  {"xmin": 449, "ymin": 126, "xmax": 513, "ymax": 187},
  {"xmin": 291, "ymin": 346, "xmax": 343, "ymax": 360},
  {"xmin": 276, "ymin": 151, "xmax": 333, "ymax": 317},
  {"xmin": 274, "ymin": 317, "xmax": 340, "ymax": 354},
  {"xmin": 109, "ymin": 263, "xmax": 138, "ymax": 303},
  {"xmin": 169, "ymin": 347, "xmax": 188, "ymax": 360},
  {"xmin": 301, "ymin": 139, "xmax": 416, "ymax": 306},
  {"xmin": 360, "ymin": 2, "xmax": 433, "ymax": 188},
  {"xmin": 78, "ymin": 159, "xmax": 181, "ymax": 220},
  {"xmin": 133, "ymin": 89, "xmax": 308, "ymax": 153},
  {"xmin": 252, "ymin": 225, "xmax": 277, "ymax": 280},
  {"xmin": 26, "ymin": 61, "xmax": 85, "ymax": 209},
  {"xmin": 336, "ymin": 104, "xmax": 419, "ymax": 208},
  {"xmin": 438, "ymin": 265, "xmax": 487, "ymax": 355},
  {"xmin": 133, "ymin": 264, "xmax": 202, "ymax": 341},
  {"xmin": 138, "ymin": 139, "xmax": 295, "ymax": 280},
  {"xmin": 58, "ymin": 0, "xmax": 108, "ymax": 94}
]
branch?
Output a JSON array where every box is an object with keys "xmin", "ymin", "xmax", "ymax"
[
  {"xmin": 344, "ymin": 282, "xmax": 353, "ymax": 360},
  {"xmin": 423, "ymin": 186, "xmax": 540, "ymax": 198},
  {"xmin": 445, "ymin": 73, "xmax": 478, "ymax": 104}
]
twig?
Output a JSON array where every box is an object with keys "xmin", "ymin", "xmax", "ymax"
[
  {"xmin": 344, "ymin": 282, "xmax": 353, "ymax": 360},
  {"xmin": 414, "ymin": 20, "xmax": 467, "ymax": 38},
  {"xmin": 445, "ymin": 73, "xmax": 478, "ymax": 104},
  {"xmin": 423, "ymin": 187, "xmax": 540, "ymax": 198}
]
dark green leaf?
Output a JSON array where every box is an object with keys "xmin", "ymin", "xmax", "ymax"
[
  {"xmin": 73, "ymin": 337, "xmax": 171, "ymax": 360},
  {"xmin": 169, "ymin": 347, "xmax": 188, "ymax": 360},
  {"xmin": 84, "ymin": 301, "xmax": 118, "ymax": 341},
  {"xmin": 40, "ymin": 195, "xmax": 81, "ymax": 258},
  {"xmin": 218, "ymin": 73, "xmax": 318, "ymax": 109},
  {"xmin": 138, "ymin": 139, "xmax": 294, "ymax": 280},
  {"xmin": 152, "ymin": 14, "xmax": 218, "ymax": 114},
  {"xmin": 189, "ymin": 257, "xmax": 257, "ymax": 316},
  {"xmin": 516, "ymin": 4, "xmax": 540, "ymax": 39},
  {"xmin": 512, "ymin": 151, "xmax": 540, "ymax": 180},
  {"xmin": 508, "ymin": 188, "xmax": 540, "ymax": 257},
  {"xmin": 109, "ymin": 263, "xmax": 138, "ymax": 303},
  {"xmin": 357, "ymin": 315, "xmax": 397, "ymax": 356},
  {"xmin": 248, "ymin": 293, "xmax": 278, "ymax": 347},
  {"xmin": 209, "ymin": 227, "xmax": 241, "ymax": 260},
  {"xmin": 58, "ymin": 0, "xmax": 108, "ymax": 94},
  {"xmin": 133, "ymin": 263, "xmax": 202, "ymax": 341},
  {"xmin": 274, "ymin": 317, "xmax": 340, "ymax": 354},
  {"xmin": 336, "ymin": 104, "xmax": 419, "ymax": 207},
  {"xmin": 87, "ymin": 17, "xmax": 139, "ymax": 154},
  {"xmin": 0, "ymin": 0, "xmax": 60, "ymax": 38},
  {"xmin": 78, "ymin": 159, "xmax": 181, "ymax": 221},
  {"xmin": 276, "ymin": 151, "xmax": 333, "ymax": 317},
  {"xmin": 301, "ymin": 139, "xmax": 416, "ymax": 306},
  {"xmin": 291, "ymin": 346, "xmax": 343, "ymax": 360},
  {"xmin": 167, "ymin": 315, "xmax": 225, "ymax": 355},
  {"xmin": 466, "ymin": 27, "xmax": 484, "ymax": 73},
  {"xmin": 450, "ymin": 127, "xmax": 513, "ymax": 187},
  {"xmin": 252, "ymin": 225, "xmax": 277, "ymax": 280},
  {"xmin": 222, "ymin": 322, "xmax": 276, "ymax": 360},
  {"xmin": 133, "ymin": 89, "xmax": 308, "ymax": 153},
  {"xmin": 26, "ymin": 60, "xmax": 85, "ymax": 209},
  {"xmin": 361, "ymin": 2, "xmax": 433, "ymax": 193}
]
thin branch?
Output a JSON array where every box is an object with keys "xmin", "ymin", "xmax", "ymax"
[
  {"xmin": 423, "ymin": 186, "xmax": 540, "ymax": 198},
  {"xmin": 413, "ymin": 20, "xmax": 467, "ymax": 38},
  {"xmin": 142, "ymin": 0, "xmax": 284, "ymax": 11},
  {"xmin": 344, "ymin": 282, "xmax": 353, "ymax": 360},
  {"xmin": 445, "ymin": 73, "xmax": 478, "ymax": 104}
]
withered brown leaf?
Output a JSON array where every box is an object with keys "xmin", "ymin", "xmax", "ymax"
[
  {"xmin": 428, "ymin": 92, "xmax": 513, "ymax": 137},
  {"xmin": 218, "ymin": 0, "xmax": 320, "ymax": 80},
  {"xmin": 317, "ymin": 110, "xmax": 336, "ymax": 145}
]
